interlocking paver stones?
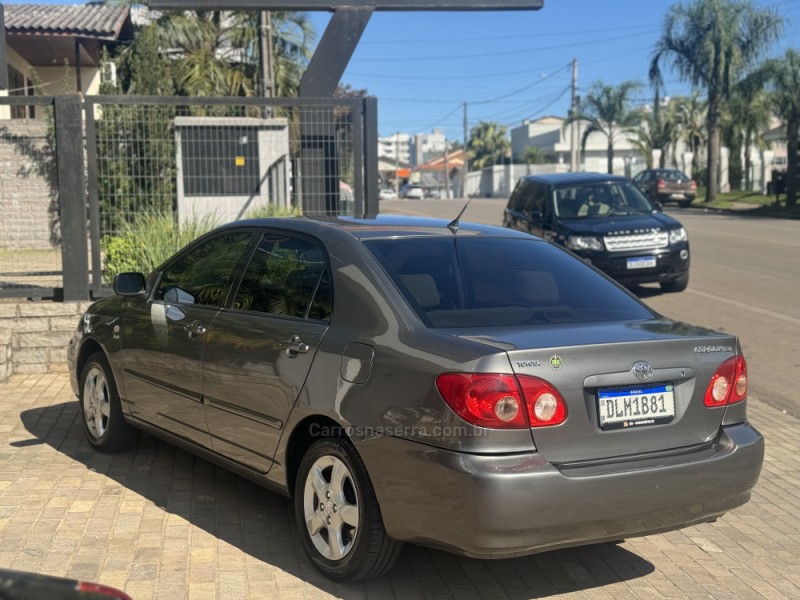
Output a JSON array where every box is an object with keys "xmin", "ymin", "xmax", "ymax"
[{"xmin": 0, "ymin": 373, "xmax": 799, "ymax": 599}]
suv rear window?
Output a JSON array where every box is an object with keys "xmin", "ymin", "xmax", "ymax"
[{"xmin": 364, "ymin": 237, "xmax": 653, "ymax": 328}]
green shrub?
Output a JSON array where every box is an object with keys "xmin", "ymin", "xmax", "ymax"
[
  {"xmin": 244, "ymin": 204, "xmax": 301, "ymax": 219},
  {"xmin": 102, "ymin": 212, "xmax": 218, "ymax": 282}
]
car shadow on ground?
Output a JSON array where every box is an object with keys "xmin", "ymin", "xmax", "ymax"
[{"xmin": 19, "ymin": 402, "xmax": 654, "ymax": 598}]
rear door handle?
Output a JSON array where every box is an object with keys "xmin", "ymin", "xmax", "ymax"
[{"xmin": 281, "ymin": 335, "xmax": 309, "ymax": 357}]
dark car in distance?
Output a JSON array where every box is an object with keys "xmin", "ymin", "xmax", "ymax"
[
  {"xmin": 503, "ymin": 172, "xmax": 690, "ymax": 292},
  {"xmin": 632, "ymin": 168, "xmax": 697, "ymax": 207},
  {"xmin": 68, "ymin": 215, "xmax": 761, "ymax": 582}
]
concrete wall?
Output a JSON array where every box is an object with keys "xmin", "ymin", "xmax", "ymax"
[
  {"xmin": 0, "ymin": 301, "xmax": 92, "ymax": 380},
  {"xmin": 0, "ymin": 120, "xmax": 56, "ymax": 250}
]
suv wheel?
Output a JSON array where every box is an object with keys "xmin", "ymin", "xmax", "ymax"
[{"xmin": 661, "ymin": 272, "xmax": 689, "ymax": 293}]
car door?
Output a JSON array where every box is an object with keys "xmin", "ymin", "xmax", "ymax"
[
  {"xmin": 525, "ymin": 182, "xmax": 551, "ymax": 239},
  {"xmin": 120, "ymin": 230, "xmax": 255, "ymax": 448},
  {"xmin": 202, "ymin": 232, "xmax": 332, "ymax": 473}
]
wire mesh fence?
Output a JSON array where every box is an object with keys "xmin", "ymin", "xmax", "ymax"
[
  {"xmin": 0, "ymin": 95, "xmax": 371, "ymax": 299},
  {"xmin": 0, "ymin": 98, "xmax": 63, "ymax": 298}
]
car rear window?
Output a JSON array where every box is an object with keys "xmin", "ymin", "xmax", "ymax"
[{"xmin": 364, "ymin": 237, "xmax": 654, "ymax": 328}]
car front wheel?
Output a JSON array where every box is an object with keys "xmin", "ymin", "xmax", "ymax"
[
  {"xmin": 661, "ymin": 272, "xmax": 689, "ymax": 293},
  {"xmin": 80, "ymin": 353, "xmax": 139, "ymax": 453},
  {"xmin": 294, "ymin": 437, "xmax": 401, "ymax": 582}
]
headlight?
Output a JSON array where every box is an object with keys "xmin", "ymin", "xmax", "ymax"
[
  {"xmin": 566, "ymin": 236, "xmax": 604, "ymax": 251},
  {"xmin": 669, "ymin": 227, "xmax": 688, "ymax": 244}
]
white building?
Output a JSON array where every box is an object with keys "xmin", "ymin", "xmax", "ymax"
[
  {"xmin": 411, "ymin": 129, "xmax": 447, "ymax": 166},
  {"xmin": 378, "ymin": 133, "xmax": 412, "ymax": 165},
  {"xmin": 511, "ymin": 116, "xmax": 645, "ymax": 175}
]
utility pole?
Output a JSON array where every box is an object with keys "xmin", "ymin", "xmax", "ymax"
[
  {"xmin": 394, "ymin": 133, "xmax": 400, "ymax": 198},
  {"xmin": 443, "ymin": 136, "xmax": 450, "ymax": 199},
  {"xmin": 462, "ymin": 101, "xmax": 468, "ymax": 198},
  {"xmin": 570, "ymin": 58, "xmax": 579, "ymax": 172},
  {"xmin": 259, "ymin": 11, "xmax": 274, "ymax": 120}
]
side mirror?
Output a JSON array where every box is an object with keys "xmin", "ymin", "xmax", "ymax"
[
  {"xmin": 113, "ymin": 272, "xmax": 147, "ymax": 296},
  {"xmin": 528, "ymin": 209, "xmax": 543, "ymax": 221},
  {"xmin": 652, "ymin": 201, "xmax": 663, "ymax": 213}
]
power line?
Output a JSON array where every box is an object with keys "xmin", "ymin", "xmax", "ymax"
[{"xmin": 352, "ymin": 30, "xmax": 659, "ymax": 63}]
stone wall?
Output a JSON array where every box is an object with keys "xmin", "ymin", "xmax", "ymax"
[
  {"xmin": 0, "ymin": 301, "xmax": 93, "ymax": 380},
  {"xmin": 0, "ymin": 120, "xmax": 57, "ymax": 250}
]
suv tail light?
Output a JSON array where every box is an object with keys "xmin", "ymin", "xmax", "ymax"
[
  {"xmin": 657, "ymin": 179, "xmax": 666, "ymax": 190},
  {"xmin": 436, "ymin": 373, "xmax": 567, "ymax": 429},
  {"xmin": 690, "ymin": 180, "xmax": 697, "ymax": 190},
  {"xmin": 704, "ymin": 356, "xmax": 748, "ymax": 407}
]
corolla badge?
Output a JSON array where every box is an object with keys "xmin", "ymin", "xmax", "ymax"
[{"xmin": 632, "ymin": 361, "xmax": 654, "ymax": 382}]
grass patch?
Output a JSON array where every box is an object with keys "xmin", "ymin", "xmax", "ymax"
[{"xmin": 691, "ymin": 188, "xmax": 800, "ymax": 215}]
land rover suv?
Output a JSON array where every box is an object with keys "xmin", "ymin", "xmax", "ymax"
[{"xmin": 503, "ymin": 172, "xmax": 690, "ymax": 292}]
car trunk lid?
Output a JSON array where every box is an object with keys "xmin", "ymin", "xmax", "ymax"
[{"xmin": 455, "ymin": 319, "xmax": 740, "ymax": 464}]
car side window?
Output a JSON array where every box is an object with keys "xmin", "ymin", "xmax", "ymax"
[
  {"xmin": 155, "ymin": 232, "xmax": 253, "ymax": 307},
  {"xmin": 233, "ymin": 234, "xmax": 331, "ymax": 320},
  {"xmin": 509, "ymin": 180, "xmax": 528, "ymax": 211}
]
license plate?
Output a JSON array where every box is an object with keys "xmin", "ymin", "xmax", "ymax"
[
  {"xmin": 597, "ymin": 383, "xmax": 675, "ymax": 430},
  {"xmin": 627, "ymin": 256, "xmax": 656, "ymax": 269},
  {"xmin": 670, "ymin": 193, "xmax": 686, "ymax": 199}
]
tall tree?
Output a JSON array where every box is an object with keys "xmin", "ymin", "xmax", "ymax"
[
  {"xmin": 767, "ymin": 49, "xmax": 800, "ymax": 207},
  {"xmin": 725, "ymin": 69, "xmax": 772, "ymax": 191},
  {"xmin": 565, "ymin": 80, "xmax": 641, "ymax": 174},
  {"xmin": 467, "ymin": 121, "xmax": 510, "ymax": 170},
  {"xmin": 650, "ymin": 0, "xmax": 782, "ymax": 202},
  {"xmin": 111, "ymin": 4, "xmax": 315, "ymax": 98},
  {"xmin": 674, "ymin": 93, "xmax": 707, "ymax": 176}
]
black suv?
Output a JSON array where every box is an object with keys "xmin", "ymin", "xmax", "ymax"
[{"xmin": 503, "ymin": 172, "xmax": 690, "ymax": 292}]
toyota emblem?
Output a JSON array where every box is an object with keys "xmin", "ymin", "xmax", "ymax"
[{"xmin": 632, "ymin": 361, "xmax": 654, "ymax": 382}]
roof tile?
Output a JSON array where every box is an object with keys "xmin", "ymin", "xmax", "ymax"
[{"xmin": 4, "ymin": 3, "xmax": 132, "ymax": 40}]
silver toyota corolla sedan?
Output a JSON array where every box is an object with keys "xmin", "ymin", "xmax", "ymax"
[{"xmin": 67, "ymin": 215, "xmax": 763, "ymax": 582}]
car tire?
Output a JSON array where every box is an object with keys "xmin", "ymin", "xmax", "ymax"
[
  {"xmin": 80, "ymin": 353, "xmax": 139, "ymax": 453},
  {"xmin": 294, "ymin": 437, "xmax": 402, "ymax": 582},
  {"xmin": 661, "ymin": 272, "xmax": 689, "ymax": 293}
]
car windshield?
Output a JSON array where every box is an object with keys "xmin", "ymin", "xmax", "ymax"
[
  {"xmin": 364, "ymin": 236, "xmax": 654, "ymax": 328},
  {"xmin": 554, "ymin": 181, "xmax": 654, "ymax": 218}
]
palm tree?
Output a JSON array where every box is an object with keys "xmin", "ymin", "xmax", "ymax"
[
  {"xmin": 767, "ymin": 49, "xmax": 800, "ymax": 207},
  {"xmin": 725, "ymin": 70, "xmax": 772, "ymax": 191},
  {"xmin": 565, "ymin": 80, "xmax": 641, "ymax": 174},
  {"xmin": 674, "ymin": 93, "xmax": 707, "ymax": 177},
  {"xmin": 467, "ymin": 121, "xmax": 510, "ymax": 170},
  {"xmin": 630, "ymin": 91, "xmax": 684, "ymax": 169},
  {"xmin": 111, "ymin": 4, "xmax": 315, "ymax": 98},
  {"xmin": 650, "ymin": 0, "xmax": 782, "ymax": 202}
]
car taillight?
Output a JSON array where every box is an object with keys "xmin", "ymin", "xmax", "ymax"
[
  {"xmin": 704, "ymin": 356, "xmax": 748, "ymax": 407},
  {"xmin": 657, "ymin": 179, "xmax": 666, "ymax": 189},
  {"xmin": 690, "ymin": 180, "xmax": 697, "ymax": 190},
  {"xmin": 436, "ymin": 373, "xmax": 567, "ymax": 429}
]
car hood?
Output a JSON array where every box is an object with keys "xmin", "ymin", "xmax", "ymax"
[{"xmin": 560, "ymin": 212, "xmax": 681, "ymax": 235}]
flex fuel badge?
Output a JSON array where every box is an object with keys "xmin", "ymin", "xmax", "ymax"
[{"xmin": 550, "ymin": 354, "xmax": 562, "ymax": 370}]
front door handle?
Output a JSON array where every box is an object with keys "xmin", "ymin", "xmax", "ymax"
[
  {"xmin": 281, "ymin": 335, "xmax": 309, "ymax": 357},
  {"xmin": 183, "ymin": 320, "xmax": 207, "ymax": 339}
]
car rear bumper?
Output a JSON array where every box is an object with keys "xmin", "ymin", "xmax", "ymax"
[{"xmin": 361, "ymin": 422, "xmax": 763, "ymax": 559}]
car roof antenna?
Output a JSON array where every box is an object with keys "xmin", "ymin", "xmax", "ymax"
[{"xmin": 447, "ymin": 197, "xmax": 473, "ymax": 235}]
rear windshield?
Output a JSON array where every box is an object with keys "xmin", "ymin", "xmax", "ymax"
[{"xmin": 364, "ymin": 237, "xmax": 654, "ymax": 328}]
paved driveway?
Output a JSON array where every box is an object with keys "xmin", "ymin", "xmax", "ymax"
[{"xmin": 1, "ymin": 373, "xmax": 798, "ymax": 599}]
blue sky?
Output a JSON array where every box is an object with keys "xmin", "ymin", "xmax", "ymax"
[{"xmin": 23, "ymin": 0, "xmax": 800, "ymax": 138}]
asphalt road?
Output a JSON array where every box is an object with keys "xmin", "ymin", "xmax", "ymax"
[{"xmin": 381, "ymin": 197, "xmax": 800, "ymax": 417}]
